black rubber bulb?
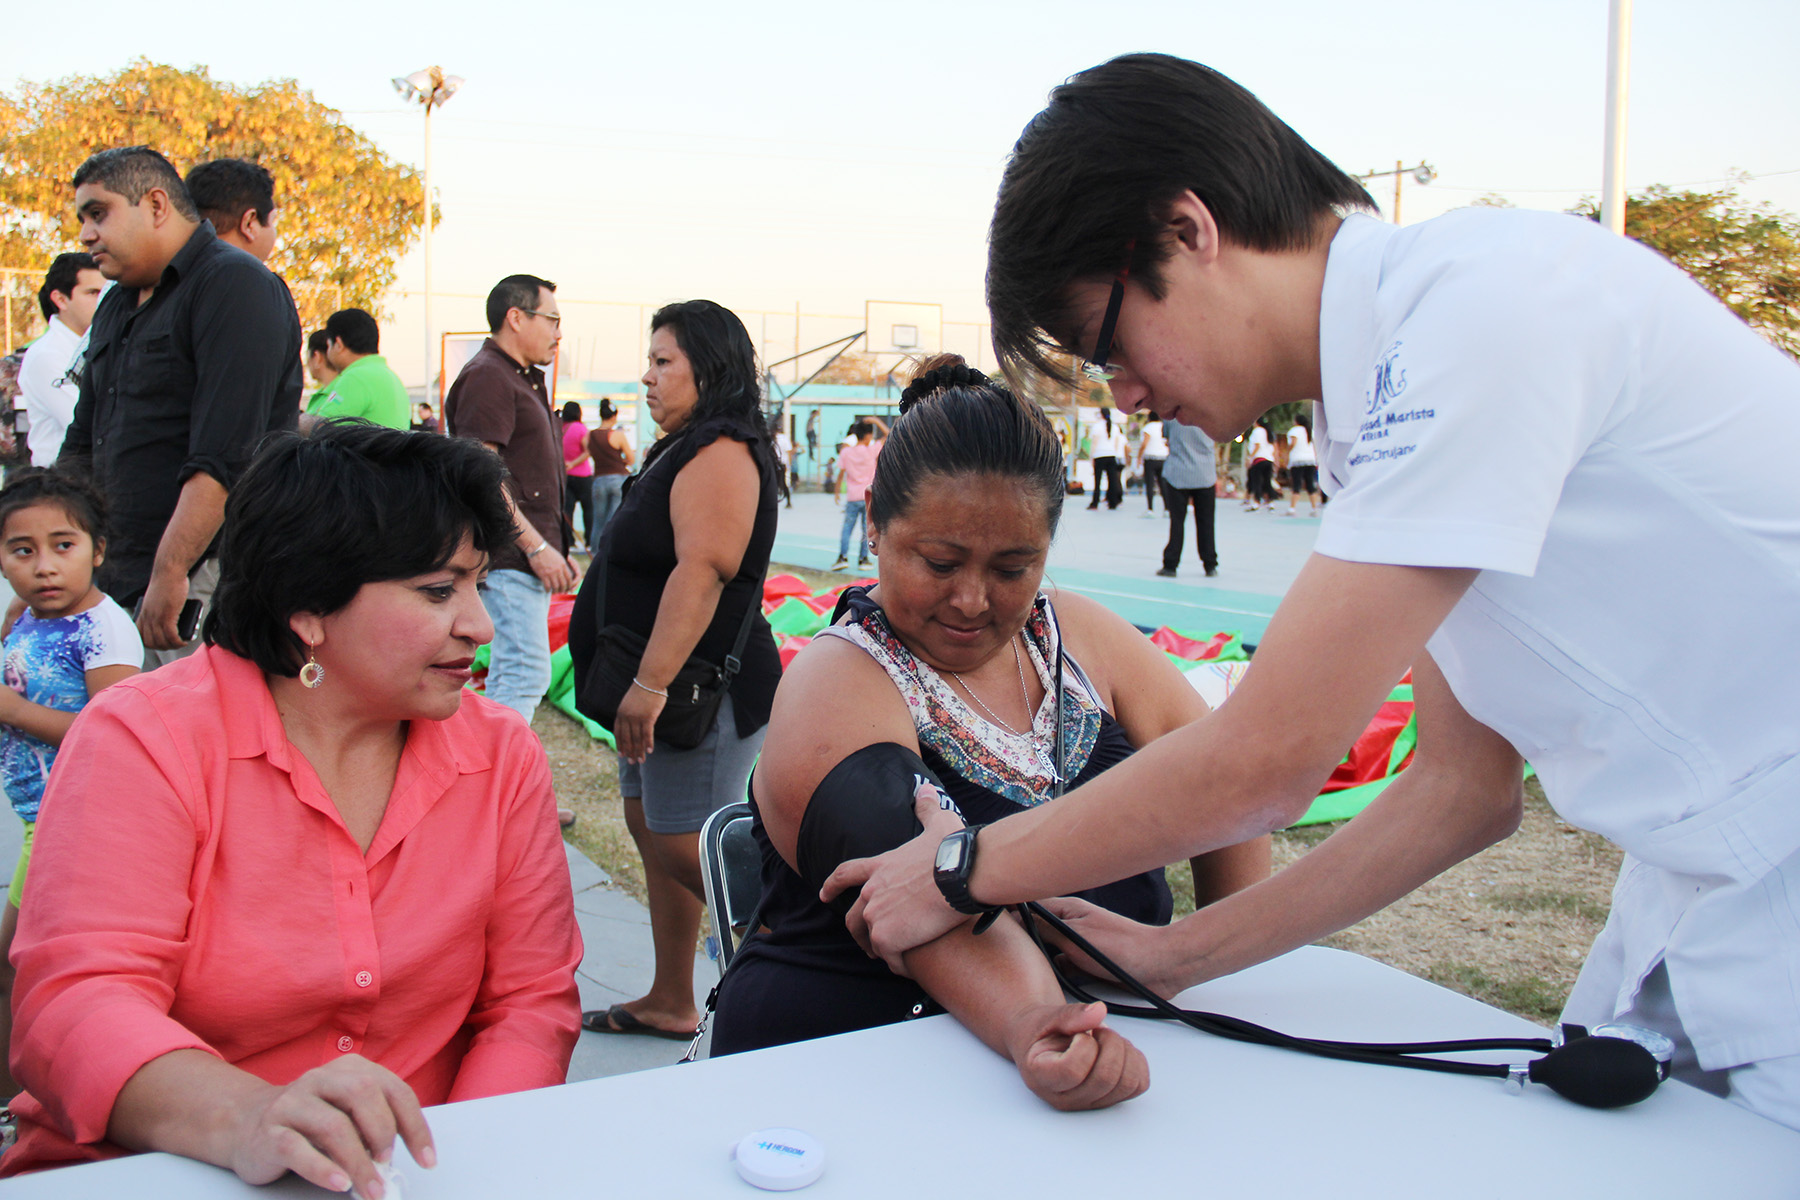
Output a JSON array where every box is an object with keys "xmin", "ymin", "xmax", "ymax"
[{"xmin": 1528, "ymin": 1035, "xmax": 1663, "ymax": 1108}]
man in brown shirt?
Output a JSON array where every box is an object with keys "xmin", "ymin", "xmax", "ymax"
[{"xmin": 444, "ymin": 274, "xmax": 577, "ymax": 725}]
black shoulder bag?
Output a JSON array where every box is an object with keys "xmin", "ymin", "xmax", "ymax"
[{"xmin": 575, "ymin": 556, "xmax": 765, "ymax": 752}]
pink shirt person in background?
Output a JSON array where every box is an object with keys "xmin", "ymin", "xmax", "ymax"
[{"xmin": 831, "ymin": 416, "xmax": 888, "ymax": 570}]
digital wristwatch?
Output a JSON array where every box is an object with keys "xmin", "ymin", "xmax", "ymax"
[{"xmin": 933, "ymin": 825, "xmax": 998, "ymax": 916}]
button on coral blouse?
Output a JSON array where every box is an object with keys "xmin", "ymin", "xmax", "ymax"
[{"xmin": 3, "ymin": 646, "xmax": 583, "ymax": 1175}]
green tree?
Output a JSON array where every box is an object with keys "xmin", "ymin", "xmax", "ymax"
[
  {"xmin": 0, "ymin": 60, "xmax": 427, "ymax": 345},
  {"xmin": 1571, "ymin": 182, "xmax": 1800, "ymax": 358}
]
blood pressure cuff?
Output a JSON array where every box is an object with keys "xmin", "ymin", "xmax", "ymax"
[{"xmin": 796, "ymin": 742, "xmax": 961, "ymax": 918}]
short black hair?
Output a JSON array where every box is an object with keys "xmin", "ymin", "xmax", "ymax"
[
  {"xmin": 307, "ymin": 329, "xmax": 332, "ymax": 358},
  {"xmin": 324, "ymin": 308, "xmax": 380, "ymax": 355},
  {"xmin": 72, "ymin": 146, "xmax": 199, "ymax": 220},
  {"xmin": 0, "ymin": 468, "xmax": 110, "ymax": 548},
  {"xmin": 868, "ymin": 355, "xmax": 1064, "ymax": 538},
  {"xmin": 987, "ymin": 54, "xmax": 1374, "ymax": 387},
  {"xmin": 486, "ymin": 274, "xmax": 555, "ymax": 333},
  {"xmin": 184, "ymin": 158, "xmax": 275, "ymax": 234},
  {"xmin": 560, "ymin": 401, "xmax": 582, "ymax": 422},
  {"xmin": 204, "ymin": 421, "xmax": 516, "ymax": 676},
  {"xmin": 38, "ymin": 252, "xmax": 99, "ymax": 321}
]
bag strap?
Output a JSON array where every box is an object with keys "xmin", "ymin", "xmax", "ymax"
[
  {"xmin": 719, "ymin": 566, "xmax": 765, "ymax": 682},
  {"xmin": 592, "ymin": 536, "xmax": 765, "ymax": 684}
]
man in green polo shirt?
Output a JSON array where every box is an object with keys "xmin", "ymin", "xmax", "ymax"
[{"xmin": 304, "ymin": 307, "xmax": 410, "ymax": 430}]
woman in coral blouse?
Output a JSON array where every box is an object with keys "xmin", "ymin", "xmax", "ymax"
[{"xmin": 2, "ymin": 421, "xmax": 583, "ymax": 1192}]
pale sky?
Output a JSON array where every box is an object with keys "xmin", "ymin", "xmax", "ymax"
[{"xmin": 8, "ymin": 0, "xmax": 1798, "ymax": 385}]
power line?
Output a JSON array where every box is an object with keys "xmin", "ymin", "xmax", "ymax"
[{"xmin": 1430, "ymin": 167, "xmax": 1800, "ymax": 197}]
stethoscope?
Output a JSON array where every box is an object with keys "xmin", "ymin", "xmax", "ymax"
[{"xmin": 1032, "ymin": 605, "xmax": 1674, "ymax": 1110}]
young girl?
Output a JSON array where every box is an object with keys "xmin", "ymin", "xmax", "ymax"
[{"xmin": 0, "ymin": 469, "xmax": 140, "ymax": 1098}]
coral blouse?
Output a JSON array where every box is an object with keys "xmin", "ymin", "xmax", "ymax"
[{"xmin": 3, "ymin": 646, "xmax": 583, "ymax": 1175}]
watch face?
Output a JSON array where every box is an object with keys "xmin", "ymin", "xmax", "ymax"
[{"xmin": 935, "ymin": 832, "xmax": 967, "ymax": 875}]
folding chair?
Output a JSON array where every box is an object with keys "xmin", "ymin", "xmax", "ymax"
[{"xmin": 698, "ymin": 800, "xmax": 763, "ymax": 977}]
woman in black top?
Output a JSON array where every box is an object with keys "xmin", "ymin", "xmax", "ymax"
[
  {"xmin": 569, "ymin": 300, "xmax": 781, "ymax": 1040},
  {"xmin": 711, "ymin": 356, "xmax": 1269, "ymax": 1110}
]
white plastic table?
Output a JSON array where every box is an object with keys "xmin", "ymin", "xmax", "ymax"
[{"xmin": 8, "ymin": 947, "xmax": 1797, "ymax": 1198}]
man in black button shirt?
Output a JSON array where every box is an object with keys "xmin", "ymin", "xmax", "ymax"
[{"xmin": 58, "ymin": 147, "xmax": 301, "ymax": 663}]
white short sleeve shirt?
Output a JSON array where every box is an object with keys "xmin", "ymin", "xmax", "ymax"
[
  {"xmin": 1313, "ymin": 210, "xmax": 1800, "ymax": 1070},
  {"xmin": 1246, "ymin": 425, "xmax": 1274, "ymax": 465},
  {"xmin": 1285, "ymin": 423, "xmax": 1315, "ymax": 466}
]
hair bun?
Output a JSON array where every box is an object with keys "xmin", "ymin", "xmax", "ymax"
[{"xmin": 899, "ymin": 362, "xmax": 992, "ymax": 414}]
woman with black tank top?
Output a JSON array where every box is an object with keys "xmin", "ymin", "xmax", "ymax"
[
  {"xmin": 568, "ymin": 301, "xmax": 782, "ymax": 1041},
  {"xmin": 710, "ymin": 356, "xmax": 1270, "ymax": 1110}
]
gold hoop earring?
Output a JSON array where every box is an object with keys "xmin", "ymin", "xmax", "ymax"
[{"xmin": 299, "ymin": 645, "xmax": 325, "ymax": 689}]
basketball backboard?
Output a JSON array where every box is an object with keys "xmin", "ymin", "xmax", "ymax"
[{"xmin": 864, "ymin": 301, "xmax": 942, "ymax": 359}]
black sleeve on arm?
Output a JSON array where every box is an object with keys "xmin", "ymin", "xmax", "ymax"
[
  {"xmin": 796, "ymin": 742, "xmax": 957, "ymax": 916},
  {"xmin": 180, "ymin": 264, "xmax": 294, "ymax": 489}
]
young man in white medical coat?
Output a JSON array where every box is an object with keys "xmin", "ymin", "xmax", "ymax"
[{"xmin": 824, "ymin": 52, "xmax": 1800, "ymax": 1129}]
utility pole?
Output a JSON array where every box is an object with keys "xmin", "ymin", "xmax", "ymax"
[
  {"xmin": 1354, "ymin": 162, "xmax": 1437, "ymax": 226},
  {"xmin": 1601, "ymin": 0, "xmax": 1633, "ymax": 235}
]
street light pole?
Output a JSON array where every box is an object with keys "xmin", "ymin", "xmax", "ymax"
[
  {"xmin": 393, "ymin": 66, "xmax": 464, "ymax": 398},
  {"xmin": 423, "ymin": 99, "xmax": 432, "ymax": 397},
  {"xmin": 1601, "ymin": 0, "xmax": 1633, "ymax": 235}
]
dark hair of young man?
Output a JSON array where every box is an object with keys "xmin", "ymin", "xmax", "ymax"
[
  {"xmin": 986, "ymin": 53, "xmax": 1375, "ymax": 386},
  {"xmin": 307, "ymin": 329, "xmax": 332, "ymax": 358},
  {"xmin": 485, "ymin": 275, "xmax": 556, "ymax": 333},
  {"xmin": 324, "ymin": 308, "xmax": 381, "ymax": 356},
  {"xmin": 71, "ymin": 147, "xmax": 200, "ymax": 221},
  {"xmin": 204, "ymin": 421, "xmax": 515, "ymax": 676},
  {"xmin": 183, "ymin": 159, "xmax": 275, "ymax": 233},
  {"xmin": 37, "ymin": 252, "xmax": 99, "ymax": 321},
  {"xmin": 868, "ymin": 353, "xmax": 1064, "ymax": 536},
  {"xmin": 0, "ymin": 467, "xmax": 111, "ymax": 548}
]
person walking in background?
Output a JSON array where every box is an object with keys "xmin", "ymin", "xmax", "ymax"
[
  {"xmin": 561, "ymin": 401, "xmax": 595, "ymax": 550},
  {"xmin": 444, "ymin": 275, "xmax": 578, "ymax": 733},
  {"xmin": 586, "ymin": 398, "xmax": 635, "ymax": 552},
  {"xmin": 1156, "ymin": 420, "xmax": 1218, "ymax": 578},
  {"xmin": 1243, "ymin": 418, "xmax": 1277, "ymax": 510},
  {"xmin": 1086, "ymin": 408, "xmax": 1127, "ymax": 510},
  {"xmin": 59, "ymin": 147, "xmax": 301, "ymax": 665},
  {"xmin": 569, "ymin": 300, "xmax": 782, "ymax": 1041},
  {"xmin": 412, "ymin": 402, "xmax": 439, "ymax": 433},
  {"xmin": 18, "ymin": 254, "xmax": 104, "ymax": 468},
  {"xmin": 1139, "ymin": 416, "xmax": 1168, "ymax": 513},
  {"xmin": 831, "ymin": 418, "xmax": 886, "ymax": 571},
  {"xmin": 302, "ymin": 308, "xmax": 410, "ymax": 431},
  {"xmin": 772, "ymin": 417, "xmax": 794, "ymax": 508},
  {"xmin": 1284, "ymin": 412, "xmax": 1319, "ymax": 516},
  {"xmin": 183, "ymin": 159, "xmax": 278, "ymax": 264}
]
